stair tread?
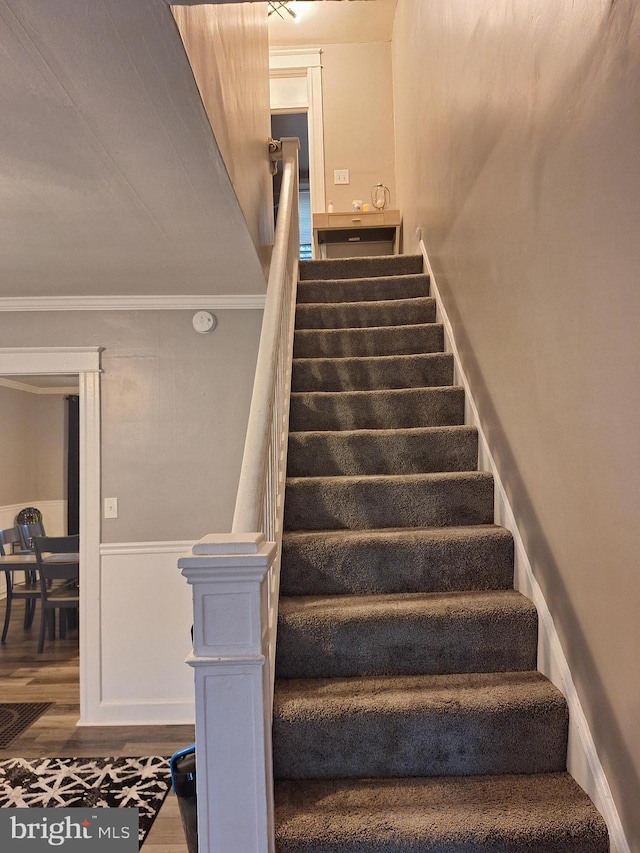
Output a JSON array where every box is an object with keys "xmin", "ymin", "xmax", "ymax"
[
  {"xmin": 299, "ymin": 274, "xmax": 429, "ymax": 286},
  {"xmin": 288, "ymin": 424, "xmax": 476, "ymax": 439},
  {"xmin": 299, "ymin": 255, "xmax": 424, "ymax": 281},
  {"xmin": 279, "ymin": 588, "xmax": 535, "ymax": 618},
  {"xmin": 289, "ymin": 386, "xmax": 466, "ymax": 431},
  {"xmin": 293, "ymin": 322, "xmax": 444, "ymax": 355},
  {"xmin": 274, "ymin": 669, "xmax": 562, "ymax": 709},
  {"xmin": 296, "ymin": 294, "xmax": 436, "ymax": 312},
  {"xmin": 282, "ymin": 523, "xmax": 511, "ymax": 543},
  {"xmin": 292, "ymin": 351, "xmax": 450, "ymax": 365},
  {"xmin": 286, "ymin": 470, "xmax": 492, "ymax": 485},
  {"xmin": 296, "ymin": 274, "xmax": 430, "ymax": 305},
  {"xmin": 274, "ymin": 773, "xmax": 609, "ymax": 853},
  {"xmin": 290, "ymin": 385, "xmax": 464, "ymax": 399}
]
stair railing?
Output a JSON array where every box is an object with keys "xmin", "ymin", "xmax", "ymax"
[{"xmin": 178, "ymin": 137, "xmax": 300, "ymax": 853}]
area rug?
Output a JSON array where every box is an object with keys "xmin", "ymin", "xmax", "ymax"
[
  {"xmin": 0, "ymin": 703, "xmax": 52, "ymax": 748},
  {"xmin": 0, "ymin": 756, "xmax": 172, "ymax": 847}
]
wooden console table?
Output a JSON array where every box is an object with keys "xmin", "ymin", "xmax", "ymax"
[{"xmin": 312, "ymin": 209, "xmax": 401, "ymax": 259}]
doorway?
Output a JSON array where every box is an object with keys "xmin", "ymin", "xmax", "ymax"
[
  {"xmin": 271, "ymin": 111, "xmax": 312, "ymax": 259},
  {"xmin": 0, "ymin": 347, "xmax": 101, "ymax": 723}
]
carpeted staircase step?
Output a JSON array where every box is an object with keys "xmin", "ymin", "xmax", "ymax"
[
  {"xmin": 274, "ymin": 773, "xmax": 609, "ymax": 853},
  {"xmin": 291, "ymin": 353, "xmax": 453, "ymax": 392},
  {"xmin": 287, "ymin": 426, "xmax": 478, "ymax": 477},
  {"xmin": 280, "ymin": 525, "xmax": 515, "ymax": 596},
  {"xmin": 284, "ymin": 472, "xmax": 495, "ymax": 531},
  {"xmin": 297, "ymin": 274, "xmax": 430, "ymax": 304},
  {"xmin": 296, "ymin": 296, "xmax": 436, "ymax": 330},
  {"xmin": 293, "ymin": 323, "xmax": 444, "ymax": 358},
  {"xmin": 299, "ymin": 254, "xmax": 423, "ymax": 281},
  {"xmin": 276, "ymin": 589, "xmax": 537, "ymax": 678},
  {"xmin": 289, "ymin": 387, "xmax": 466, "ymax": 431},
  {"xmin": 273, "ymin": 670, "xmax": 568, "ymax": 779}
]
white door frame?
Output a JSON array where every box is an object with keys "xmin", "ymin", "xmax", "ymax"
[
  {"xmin": 0, "ymin": 347, "xmax": 101, "ymax": 724},
  {"xmin": 270, "ymin": 48, "xmax": 326, "ymax": 215}
]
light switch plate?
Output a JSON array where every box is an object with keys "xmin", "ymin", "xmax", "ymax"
[
  {"xmin": 334, "ymin": 169, "xmax": 350, "ymax": 185},
  {"xmin": 104, "ymin": 497, "xmax": 118, "ymax": 519}
]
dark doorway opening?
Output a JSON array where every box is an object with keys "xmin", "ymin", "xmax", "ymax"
[{"xmin": 271, "ymin": 112, "xmax": 312, "ymax": 259}]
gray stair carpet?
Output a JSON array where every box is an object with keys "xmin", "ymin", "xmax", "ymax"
[{"xmin": 274, "ymin": 254, "xmax": 607, "ymax": 852}]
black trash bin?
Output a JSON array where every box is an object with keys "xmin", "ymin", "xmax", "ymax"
[{"xmin": 171, "ymin": 746, "xmax": 198, "ymax": 853}]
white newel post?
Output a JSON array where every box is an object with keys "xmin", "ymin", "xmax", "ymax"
[{"xmin": 178, "ymin": 533, "xmax": 277, "ymax": 853}]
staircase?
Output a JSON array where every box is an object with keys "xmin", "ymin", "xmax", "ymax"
[{"xmin": 272, "ymin": 255, "xmax": 608, "ymax": 852}]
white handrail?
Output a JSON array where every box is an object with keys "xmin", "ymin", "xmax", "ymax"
[
  {"xmin": 178, "ymin": 136, "xmax": 300, "ymax": 853},
  {"xmin": 233, "ymin": 137, "xmax": 299, "ymax": 534}
]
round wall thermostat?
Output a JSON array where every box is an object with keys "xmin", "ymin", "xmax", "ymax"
[{"xmin": 192, "ymin": 311, "xmax": 217, "ymax": 334}]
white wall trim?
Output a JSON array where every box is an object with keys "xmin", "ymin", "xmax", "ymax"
[
  {"xmin": 0, "ymin": 295, "xmax": 266, "ymax": 312},
  {"xmin": 269, "ymin": 48, "xmax": 322, "ymax": 70},
  {"xmin": 0, "ymin": 500, "xmax": 67, "ymax": 531},
  {"xmin": 418, "ymin": 239, "xmax": 629, "ymax": 853},
  {"xmin": 0, "ymin": 377, "xmax": 79, "ymax": 395},
  {"xmin": 0, "ymin": 347, "xmax": 101, "ymax": 374},
  {"xmin": 100, "ymin": 540, "xmax": 193, "ymax": 557},
  {"xmin": 0, "ymin": 347, "xmax": 102, "ymax": 727},
  {"xmin": 76, "ymin": 699, "xmax": 195, "ymax": 727}
]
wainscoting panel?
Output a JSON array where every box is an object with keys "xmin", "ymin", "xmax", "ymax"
[{"xmin": 87, "ymin": 541, "xmax": 195, "ymax": 725}]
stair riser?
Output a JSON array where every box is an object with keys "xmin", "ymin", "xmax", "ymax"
[
  {"xmin": 287, "ymin": 428, "xmax": 478, "ymax": 477},
  {"xmin": 284, "ymin": 473, "xmax": 495, "ymax": 531},
  {"xmin": 292, "ymin": 354, "xmax": 453, "ymax": 392},
  {"xmin": 293, "ymin": 324, "xmax": 444, "ymax": 358},
  {"xmin": 296, "ymin": 298, "xmax": 436, "ymax": 329},
  {"xmin": 288, "ymin": 388, "xmax": 465, "ymax": 431},
  {"xmin": 299, "ymin": 255, "xmax": 423, "ymax": 280},
  {"xmin": 276, "ymin": 607, "xmax": 538, "ymax": 678},
  {"xmin": 297, "ymin": 274, "xmax": 430, "ymax": 304},
  {"xmin": 273, "ymin": 696, "xmax": 568, "ymax": 779},
  {"xmin": 281, "ymin": 528, "xmax": 515, "ymax": 596}
]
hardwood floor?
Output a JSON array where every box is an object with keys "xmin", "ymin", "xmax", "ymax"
[{"xmin": 0, "ymin": 601, "xmax": 193, "ymax": 850}]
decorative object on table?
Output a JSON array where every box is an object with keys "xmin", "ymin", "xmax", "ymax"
[
  {"xmin": 15, "ymin": 508, "xmax": 43, "ymax": 551},
  {"xmin": 327, "ymin": 200, "xmax": 334, "ymax": 213},
  {"xmin": 351, "ymin": 199, "xmax": 363, "ymax": 212},
  {"xmin": 371, "ymin": 182, "xmax": 391, "ymax": 210},
  {"xmin": 0, "ymin": 703, "xmax": 52, "ymax": 748},
  {"xmin": 0, "ymin": 756, "xmax": 171, "ymax": 847}
]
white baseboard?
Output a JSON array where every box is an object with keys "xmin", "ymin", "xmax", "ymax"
[
  {"xmin": 76, "ymin": 699, "xmax": 195, "ymax": 727},
  {"xmin": 419, "ymin": 239, "xmax": 629, "ymax": 853}
]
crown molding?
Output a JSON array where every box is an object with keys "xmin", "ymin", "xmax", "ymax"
[{"xmin": 0, "ymin": 294, "xmax": 266, "ymax": 312}]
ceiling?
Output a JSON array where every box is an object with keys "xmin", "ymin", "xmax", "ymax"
[
  {"xmin": 268, "ymin": 0, "xmax": 397, "ymax": 46},
  {"xmin": 0, "ymin": 0, "xmax": 396, "ymax": 301},
  {"xmin": 0, "ymin": 0, "xmax": 262, "ymax": 299}
]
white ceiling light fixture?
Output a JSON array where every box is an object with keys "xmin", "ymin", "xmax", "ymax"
[{"xmin": 268, "ymin": 1, "xmax": 299, "ymax": 21}]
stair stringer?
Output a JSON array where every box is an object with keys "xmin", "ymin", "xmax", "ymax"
[{"xmin": 419, "ymin": 238, "xmax": 629, "ymax": 853}]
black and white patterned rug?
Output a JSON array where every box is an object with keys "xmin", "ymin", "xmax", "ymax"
[{"xmin": 0, "ymin": 756, "xmax": 172, "ymax": 847}]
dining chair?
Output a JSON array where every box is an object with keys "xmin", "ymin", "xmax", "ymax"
[
  {"xmin": 0, "ymin": 527, "xmax": 40, "ymax": 643},
  {"xmin": 18, "ymin": 520, "xmax": 46, "ymax": 552},
  {"xmin": 33, "ymin": 535, "xmax": 80, "ymax": 655}
]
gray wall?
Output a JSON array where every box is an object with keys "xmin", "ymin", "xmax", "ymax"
[
  {"xmin": 0, "ymin": 311, "xmax": 262, "ymax": 543},
  {"xmin": 393, "ymin": 0, "xmax": 640, "ymax": 846}
]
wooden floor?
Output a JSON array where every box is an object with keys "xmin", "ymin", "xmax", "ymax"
[{"xmin": 0, "ymin": 602, "xmax": 193, "ymax": 851}]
